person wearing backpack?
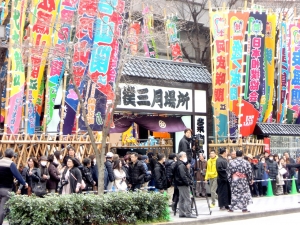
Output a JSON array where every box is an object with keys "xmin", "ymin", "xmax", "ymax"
[
  {"xmin": 165, "ymin": 153, "xmax": 177, "ymax": 205},
  {"xmin": 154, "ymin": 153, "xmax": 168, "ymax": 193}
]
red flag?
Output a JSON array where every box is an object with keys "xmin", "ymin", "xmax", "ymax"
[{"xmin": 233, "ymin": 100, "xmax": 259, "ymax": 137}]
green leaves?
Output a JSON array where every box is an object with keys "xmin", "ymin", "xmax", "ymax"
[{"xmin": 6, "ymin": 191, "xmax": 169, "ymax": 225}]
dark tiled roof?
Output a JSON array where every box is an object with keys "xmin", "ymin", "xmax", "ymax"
[
  {"xmin": 122, "ymin": 57, "xmax": 211, "ymax": 84},
  {"xmin": 254, "ymin": 123, "xmax": 300, "ymax": 136}
]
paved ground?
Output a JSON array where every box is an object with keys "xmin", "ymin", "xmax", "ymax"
[
  {"xmin": 207, "ymin": 212, "xmax": 299, "ymax": 224},
  {"xmin": 3, "ymin": 194, "xmax": 300, "ymax": 225},
  {"xmin": 146, "ymin": 193, "xmax": 300, "ymax": 225}
]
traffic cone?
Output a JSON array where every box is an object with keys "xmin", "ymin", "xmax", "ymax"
[
  {"xmin": 266, "ymin": 178, "xmax": 274, "ymax": 197},
  {"xmin": 290, "ymin": 176, "xmax": 298, "ymax": 195},
  {"xmin": 163, "ymin": 191, "xmax": 171, "ymax": 221}
]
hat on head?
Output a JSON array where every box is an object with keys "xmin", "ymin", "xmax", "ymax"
[
  {"xmin": 106, "ymin": 152, "xmax": 114, "ymax": 158},
  {"xmin": 141, "ymin": 155, "xmax": 148, "ymax": 161},
  {"xmin": 40, "ymin": 156, "xmax": 48, "ymax": 161}
]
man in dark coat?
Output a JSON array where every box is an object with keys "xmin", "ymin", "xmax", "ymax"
[
  {"xmin": 128, "ymin": 153, "xmax": 146, "ymax": 191},
  {"xmin": 174, "ymin": 152, "xmax": 197, "ymax": 218},
  {"xmin": 286, "ymin": 162, "xmax": 300, "ymax": 203},
  {"xmin": 178, "ymin": 128, "xmax": 194, "ymax": 163},
  {"xmin": 265, "ymin": 153, "xmax": 278, "ymax": 195},
  {"xmin": 104, "ymin": 152, "xmax": 115, "ymax": 191},
  {"xmin": 216, "ymin": 148, "xmax": 231, "ymax": 210},
  {"xmin": 154, "ymin": 153, "xmax": 168, "ymax": 193}
]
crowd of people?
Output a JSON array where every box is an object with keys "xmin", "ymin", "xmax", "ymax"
[{"xmin": 1, "ymin": 128, "xmax": 300, "ymax": 223}]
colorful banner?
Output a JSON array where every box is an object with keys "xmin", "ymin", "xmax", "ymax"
[
  {"xmin": 62, "ymin": 0, "xmax": 98, "ymax": 134},
  {"xmin": 243, "ymin": 12, "xmax": 267, "ymax": 135},
  {"xmin": 263, "ymin": 14, "xmax": 277, "ymax": 122},
  {"xmin": 277, "ymin": 21, "xmax": 290, "ymax": 123},
  {"xmin": 288, "ymin": 23, "xmax": 300, "ymax": 123},
  {"xmin": 143, "ymin": 6, "xmax": 158, "ymax": 58},
  {"xmin": 128, "ymin": 22, "xmax": 140, "ymax": 55},
  {"xmin": 228, "ymin": 12, "xmax": 249, "ymax": 138},
  {"xmin": 166, "ymin": 16, "xmax": 183, "ymax": 62},
  {"xmin": 27, "ymin": 0, "xmax": 60, "ymax": 133},
  {"xmin": 211, "ymin": 11, "xmax": 229, "ymax": 140},
  {"xmin": 78, "ymin": 0, "xmax": 125, "ymax": 131},
  {"xmin": 6, "ymin": 0, "xmax": 27, "ymax": 134},
  {"xmin": 46, "ymin": 0, "xmax": 79, "ymax": 129}
]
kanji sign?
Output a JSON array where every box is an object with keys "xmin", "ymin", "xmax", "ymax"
[{"xmin": 117, "ymin": 84, "xmax": 193, "ymax": 112}]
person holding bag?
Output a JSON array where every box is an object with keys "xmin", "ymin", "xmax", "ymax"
[
  {"xmin": 18, "ymin": 157, "xmax": 41, "ymax": 196},
  {"xmin": 113, "ymin": 160, "xmax": 127, "ymax": 191},
  {"xmin": 60, "ymin": 158, "xmax": 82, "ymax": 194}
]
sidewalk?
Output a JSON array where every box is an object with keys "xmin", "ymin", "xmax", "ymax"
[{"xmin": 146, "ymin": 194, "xmax": 300, "ymax": 225}]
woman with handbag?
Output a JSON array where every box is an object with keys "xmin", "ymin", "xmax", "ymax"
[
  {"xmin": 113, "ymin": 160, "xmax": 127, "ymax": 191},
  {"xmin": 18, "ymin": 157, "xmax": 41, "ymax": 196},
  {"xmin": 60, "ymin": 158, "xmax": 82, "ymax": 194}
]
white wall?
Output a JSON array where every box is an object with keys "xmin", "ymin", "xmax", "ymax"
[{"xmin": 175, "ymin": 116, "xmax": 191, "ymax": 153}]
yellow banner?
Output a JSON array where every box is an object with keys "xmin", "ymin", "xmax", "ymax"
[
  {"xmin": 263, "ymin": 14, "xmax": 276, "ymax": 122},
  {"xmin": 29, "ymin": 0, "xmax": 60, "ymax": 105},
  {"xmin": 210, "ymin": 11, "xmax": 229, "ymax": 139}
]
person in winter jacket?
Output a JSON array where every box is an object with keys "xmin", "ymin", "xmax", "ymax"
[
  {"xmin": 113, "ymin": 160, "xmax": 127, "ymax": 191},
  {"xmin": 105, "ymin": 152, "xmax": 115, "ymax": 191},
  {"xmin": 276, "ymin": 158, "xmax": 286, "ymax": 195},
  {"xmin": 82, "ymin": 158, "xmax": 96, "ymax": 191},
  {"xmin": 205, "ymin": 150, "xmax": 218, "ymax": 207},
  {"xmin": 165, "ymin": 153, "xmax": 177, "ymax": 205},
  {"xmin": 154, "ymin": 153, "xmax": 168, "ymax": 192},
  {"xmin": 89, "ymin": 155, "xmax": 99, "ymax": 188},
  {"xmin": 257, "ymin": 157, "xmax": 268, "ymax": 196},
  {"xmin": 61, "ymin": 158, "xmax": 82, "ymax": 194},
  {"xmin": 47, "ymin": 154, "xmax": 61, "ymax": 193},
  {"xmin": 174, "ymin": 152, "xmax": 196, "ymax": 218},
  {"xmin": 247, "ymin": 154, "xmax": 259, "ymax": 197},
  {"xmin": 39, "ymin": 156, "xmax": 50, "ymax": 195},
  {"xmin": 178, "ymin": 128, "xmax": 194, "ymax": 163},
  {"xmin": 128, "ymin": 153, "xmax": 146, "ymax": 191},
  {"xmin": 194, "ymin": 153, "xmax": 207, "ymax": 197},
  {"xmin": 265, "ymin": 153, "xmax": 278, "ymax": 195},
  {"xmin": 140, "ymin": 155, "xmax": 151, "ymax": 191},
  {"xmin": 147, "ymin": 152, "xmax": 157, "ymax": 191},
  {"xmin": 18, "ymin": 157, "xmax": 41, "ymax": 196}
]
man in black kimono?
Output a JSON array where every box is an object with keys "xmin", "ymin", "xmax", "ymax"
[{"xmin": 216, "ymin": 148, "xmax": 231, "ymax": 210}]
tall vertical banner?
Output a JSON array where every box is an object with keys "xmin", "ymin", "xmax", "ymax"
[
  {"xmin": 277, "ymin": 21, "xmax": 289, "ymax": 123},
  {"xmin": 6, "ymin": 0, "xmax": 27, "ymax": 134},
  {"xmin": 243, "ymin": 12, "xmax": 266, "ymax": 136},
  {"xmin": 228, "ymin": 12, "xmax": 249, "ymax": 138},
  {"xmin": 62, "ymin": 0, "xmax": 98, "ymax": 134},
  {"xmin": 211, "ymin": 11, "xmax": 229, "ymax": 140},
  {"xmin": 288, "ymin": 23, "xmax": 300, "ymax": 122},
  {"xmin": 46, "ymin": 0, "xmax": 79, "ymax": 129},
  {"xmin": 143, "ymin": 6, "xmax": 158, "ymax": 58},
  {"xmin": 166, "ymin": 16, "xmax": 183, "ymax": 62},
  {"xmin": 128, "ymin": 22, "xmax": 140, "ymax": 55},
  {"xmin": 263, "ymin": 14, "xmax": 276, "ymax": 122},
  {"xmin": 27, "ymin": 0, "xmax": 60, "ymax": 134},
  {"xmin": 78, "ymin": 0, "xmax": 125, "ymax": 131}
]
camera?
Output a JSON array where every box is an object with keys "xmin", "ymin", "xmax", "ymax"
[
  {"xmin": 192, "ymin": 134, "xmax": 204, "ymax": 154},
  {"xmin": 57, "ymin": 179, "xmax": 69, "ymax": 192}
]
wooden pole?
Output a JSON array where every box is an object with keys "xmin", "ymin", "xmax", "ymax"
[
  {"xmin": 164, "ymin": 9, "xmax": 170, "ymax": 60},
  {"xmin": 208, "ymin": 0, "xmax": 217, "ymax": 143},
  {"xmin": 4, "ymin": 0, "xmax": 15, "ymax": 133},
  {"xmin": 24, "ymin": 29, "xmax": 33, "ymax": 134},
  {"xmin": 59, "ymin": 70, "xmax": 68, "ymax": 137}
]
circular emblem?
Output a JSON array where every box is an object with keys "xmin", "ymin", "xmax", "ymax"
[{"xmin": 159, "ymin": 120, "xmax": 166, "ymax": 128}]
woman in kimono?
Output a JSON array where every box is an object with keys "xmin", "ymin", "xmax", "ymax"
[{"xmin": 227, "ymin": 150, "xmax": 253, "ymax": 213}]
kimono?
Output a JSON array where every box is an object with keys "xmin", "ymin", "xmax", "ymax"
[
  {"xmin": 228, "ymin": 157, "xmax": 253, "ymax": 210},
  {"xmin": 216, "ymin": 156, "xmax": 231, "ymax": 208}
]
